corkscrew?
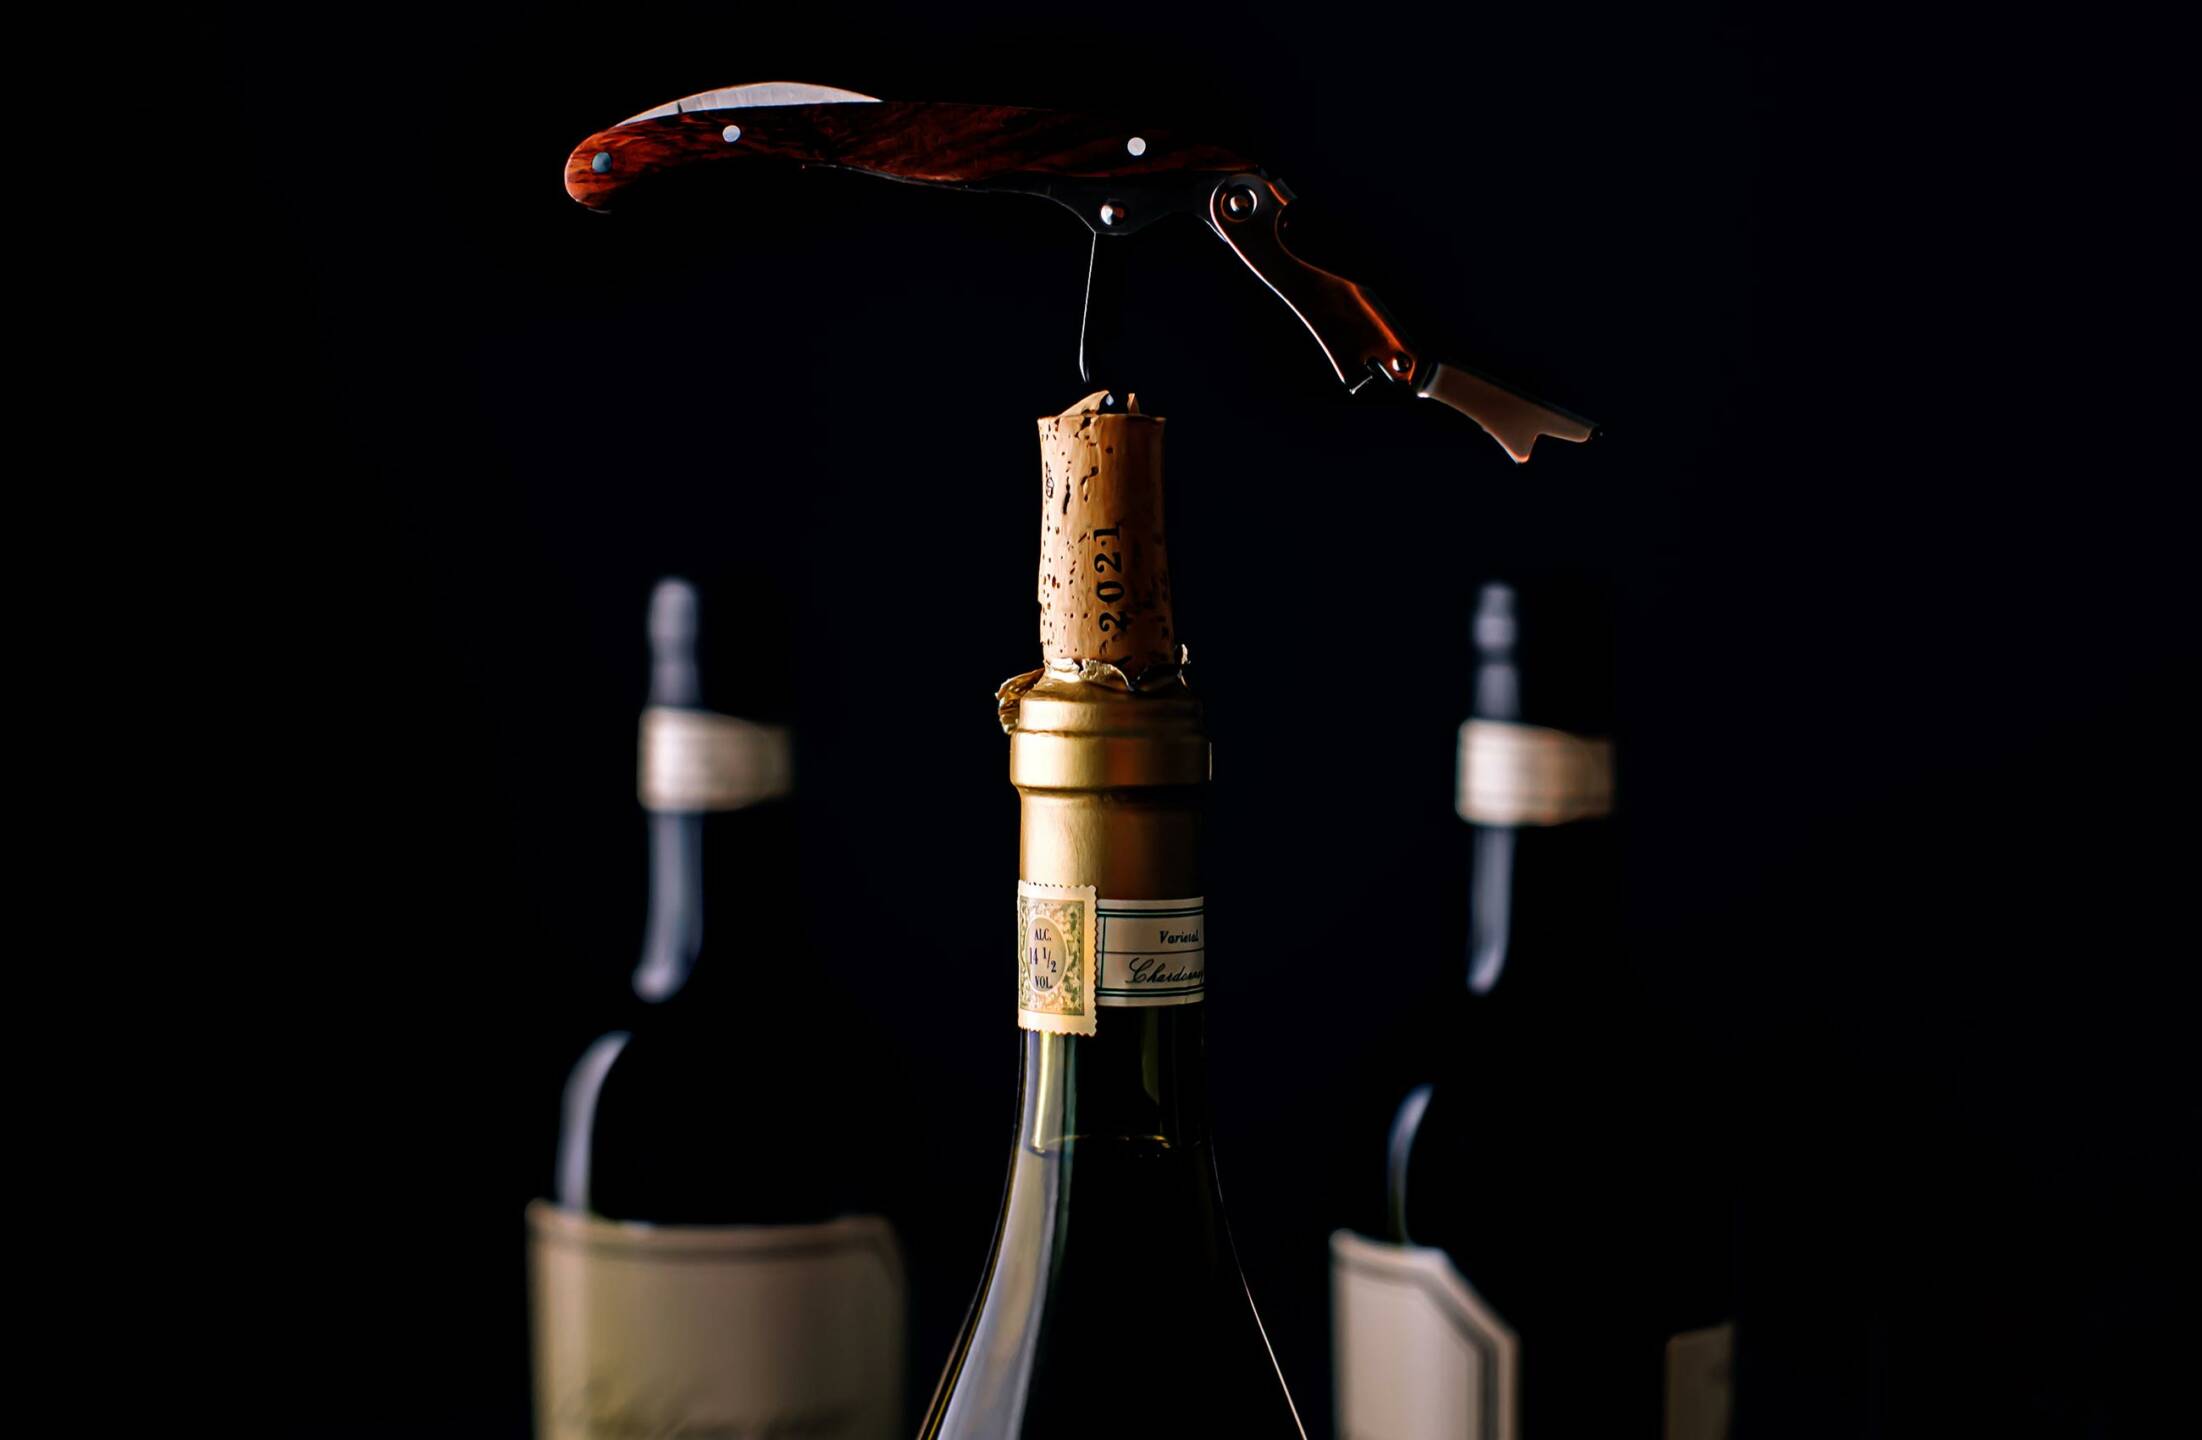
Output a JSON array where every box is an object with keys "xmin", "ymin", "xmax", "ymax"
[{"xmin": 564, "ymin": 81, "xmax": 1597, "ymax": 463}]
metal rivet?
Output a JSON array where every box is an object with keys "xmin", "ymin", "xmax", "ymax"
[
  {"xmin": 1099, "ymin": 201, "xmax": 1128, "ymax": 227},
  {"xmin": 1389, "ymin": 353, "xmax": 1413, "ymax": 375},
  {"xmin": 722, "ymin": 124, "xmax": 742, "ymax": 143},
  {"xmin": 1222, "ymin": 185, "xmax": 1258, "ymax": 220},
  {"xmin": 1126, "ymin": 136, "xmax": 1148, "ymax": 157},
  {"xmin": 590, "ymin": 151, "xmax": 612, "ymax": 174}
]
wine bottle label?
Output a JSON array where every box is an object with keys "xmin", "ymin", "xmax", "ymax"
[
  {"xmin": 1018, "ymin": 885, "xmax": 1206, "ymax": 1032},
  {"xmin": 1331, "ymin": 1230, "xmax": 1519, "ymax": 1440},
  {"xmin": 1664, "ymin": 1321, "xmax": 1737, "ymax": 1440},
  {"xmin": 638, "ymin": 705, "xmax": 793, "ymax": 812},
  {"xmin": 528, "ymin": 1204, "xmax": 905, "ymax": 1440},
  {"xmin": 1096, "ymin": 895, "xmax": 1206, "ymax": 1007},
  {"xmin": 1456, "ymin": 718, "xmax": 1614, "ymax": 826},
  {"xmin": 1017, "ymin": 881, "xmax": 1099, "ymax": 1035}
]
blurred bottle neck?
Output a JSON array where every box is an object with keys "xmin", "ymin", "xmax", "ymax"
[
  {"xmin": 634, "ymin": 810, "xmax": 704, "ymax": 1001},
  {"xmin": 632, "ymin": 799, "xmax": 800, "ymax": 1005},
  {"xmin": 1466, "ymin": 815, "xmax": 1620, "ymax": 1006},
  {"xmin": 1461, "ymin": 578, "xmax": 1618, "ymax": 1002}
]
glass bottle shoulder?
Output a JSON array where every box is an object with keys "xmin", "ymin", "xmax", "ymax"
[
  {"xmin": 551, "ymin": 991, "xmax": 841, "ymax": 1223},
  {"xmin": 920, "ymin": 1027, "xmax": 1304, "ymax": 1439}
]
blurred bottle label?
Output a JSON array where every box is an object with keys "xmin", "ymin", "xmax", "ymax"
[
  {"xmin": 1663, "ymin": 1321, "xmax": 1737, "ymax": 1440},
  {"xmin": 638, "ymin": 706, "xmax": 793, "ymax": 812},
  {"xmin": 1097, "ymin": 896, "xmax": 1206, "ymax": 1008},
  {"xmin": 1331, "ymin": 1230, "xmax": 1518, "ymax": 1440},
  {"xmin": 1456, "ymin": 719, "xmax": 1613, "ymax": 827},
  {"xmin": 528, "ymin": 1204, "xmax": 905, "ymax": 1440}
]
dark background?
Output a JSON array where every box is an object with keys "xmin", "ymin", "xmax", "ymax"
[{"xmin": 204, "ymin": 3, "xmax": 2187, "ymax": 1436}]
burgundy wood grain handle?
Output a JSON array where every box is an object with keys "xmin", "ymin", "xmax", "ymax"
[{"xmin": 564, "ymin": 101, "xmax": 1253, "ymax": 209}]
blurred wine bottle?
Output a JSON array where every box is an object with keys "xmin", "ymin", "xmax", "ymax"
[
  {"xmin": 1332, "ymin": 578, "xmax": 1736, "ymax": 1440},
  {"xmin": 528, "ymin": 577, "xmax": 906, "ymax": 1440}
]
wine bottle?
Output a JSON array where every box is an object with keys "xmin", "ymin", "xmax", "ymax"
[
  {"xmin": 919, "ymin": 393, "xmax": 1306, "ymax": 1439},
  {"xmin": 1332, "ymin": 579, "xmax": 1735, "ymax": 1440},
  {"xmin": 528, "ymin": 578, "xmax": 906, "ymax": 1440}
]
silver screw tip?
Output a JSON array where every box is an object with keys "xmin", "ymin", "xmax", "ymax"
[
  {"xmin": 721, "ymin": 124, "xmax": 742, "ymax": 143},
  {"xmin": 1126, "ymin": 136, "xmax": 1148, "ymax": 156},
  {"xmin": 590, "ymin": 151, "xmax": 612, "ymax": 173}
]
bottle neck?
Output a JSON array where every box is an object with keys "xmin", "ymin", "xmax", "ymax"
[
  {"xmin": 1007, "ymin": 678, "xmax": 1213, "ymax": 1154},
  {"xmin": 631, "ymin": 799, "xmax": 799, "ymax": 1004},
  {"xmin": 1462, "ymin": 813, "xmax": 1619, "ymax": 1009},
  {"xmin": 1458, "ymin": 577, "xmax": 1617, "ymax": 1000},
  {"xmin": 1016, "ymin": 1004, "xmax": 1213, "ymax": 1155},
  {"xmin": 634, "ymin": 811, "xmax": 701, "ymax": 1001}
]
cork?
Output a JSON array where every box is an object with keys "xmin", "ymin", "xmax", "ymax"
[{"xmin": 1036, "ymin": 391, "xmax": 1175, "ymax": 676}]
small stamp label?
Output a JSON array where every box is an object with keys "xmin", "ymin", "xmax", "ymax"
[
  {"xmin": 1097, "ymin": 896, "xmax": 1206, "ymax": 1007},
  {"xmin": 1016, "ymin": 882, "xmax": 1098, "ymax": 1035}
]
